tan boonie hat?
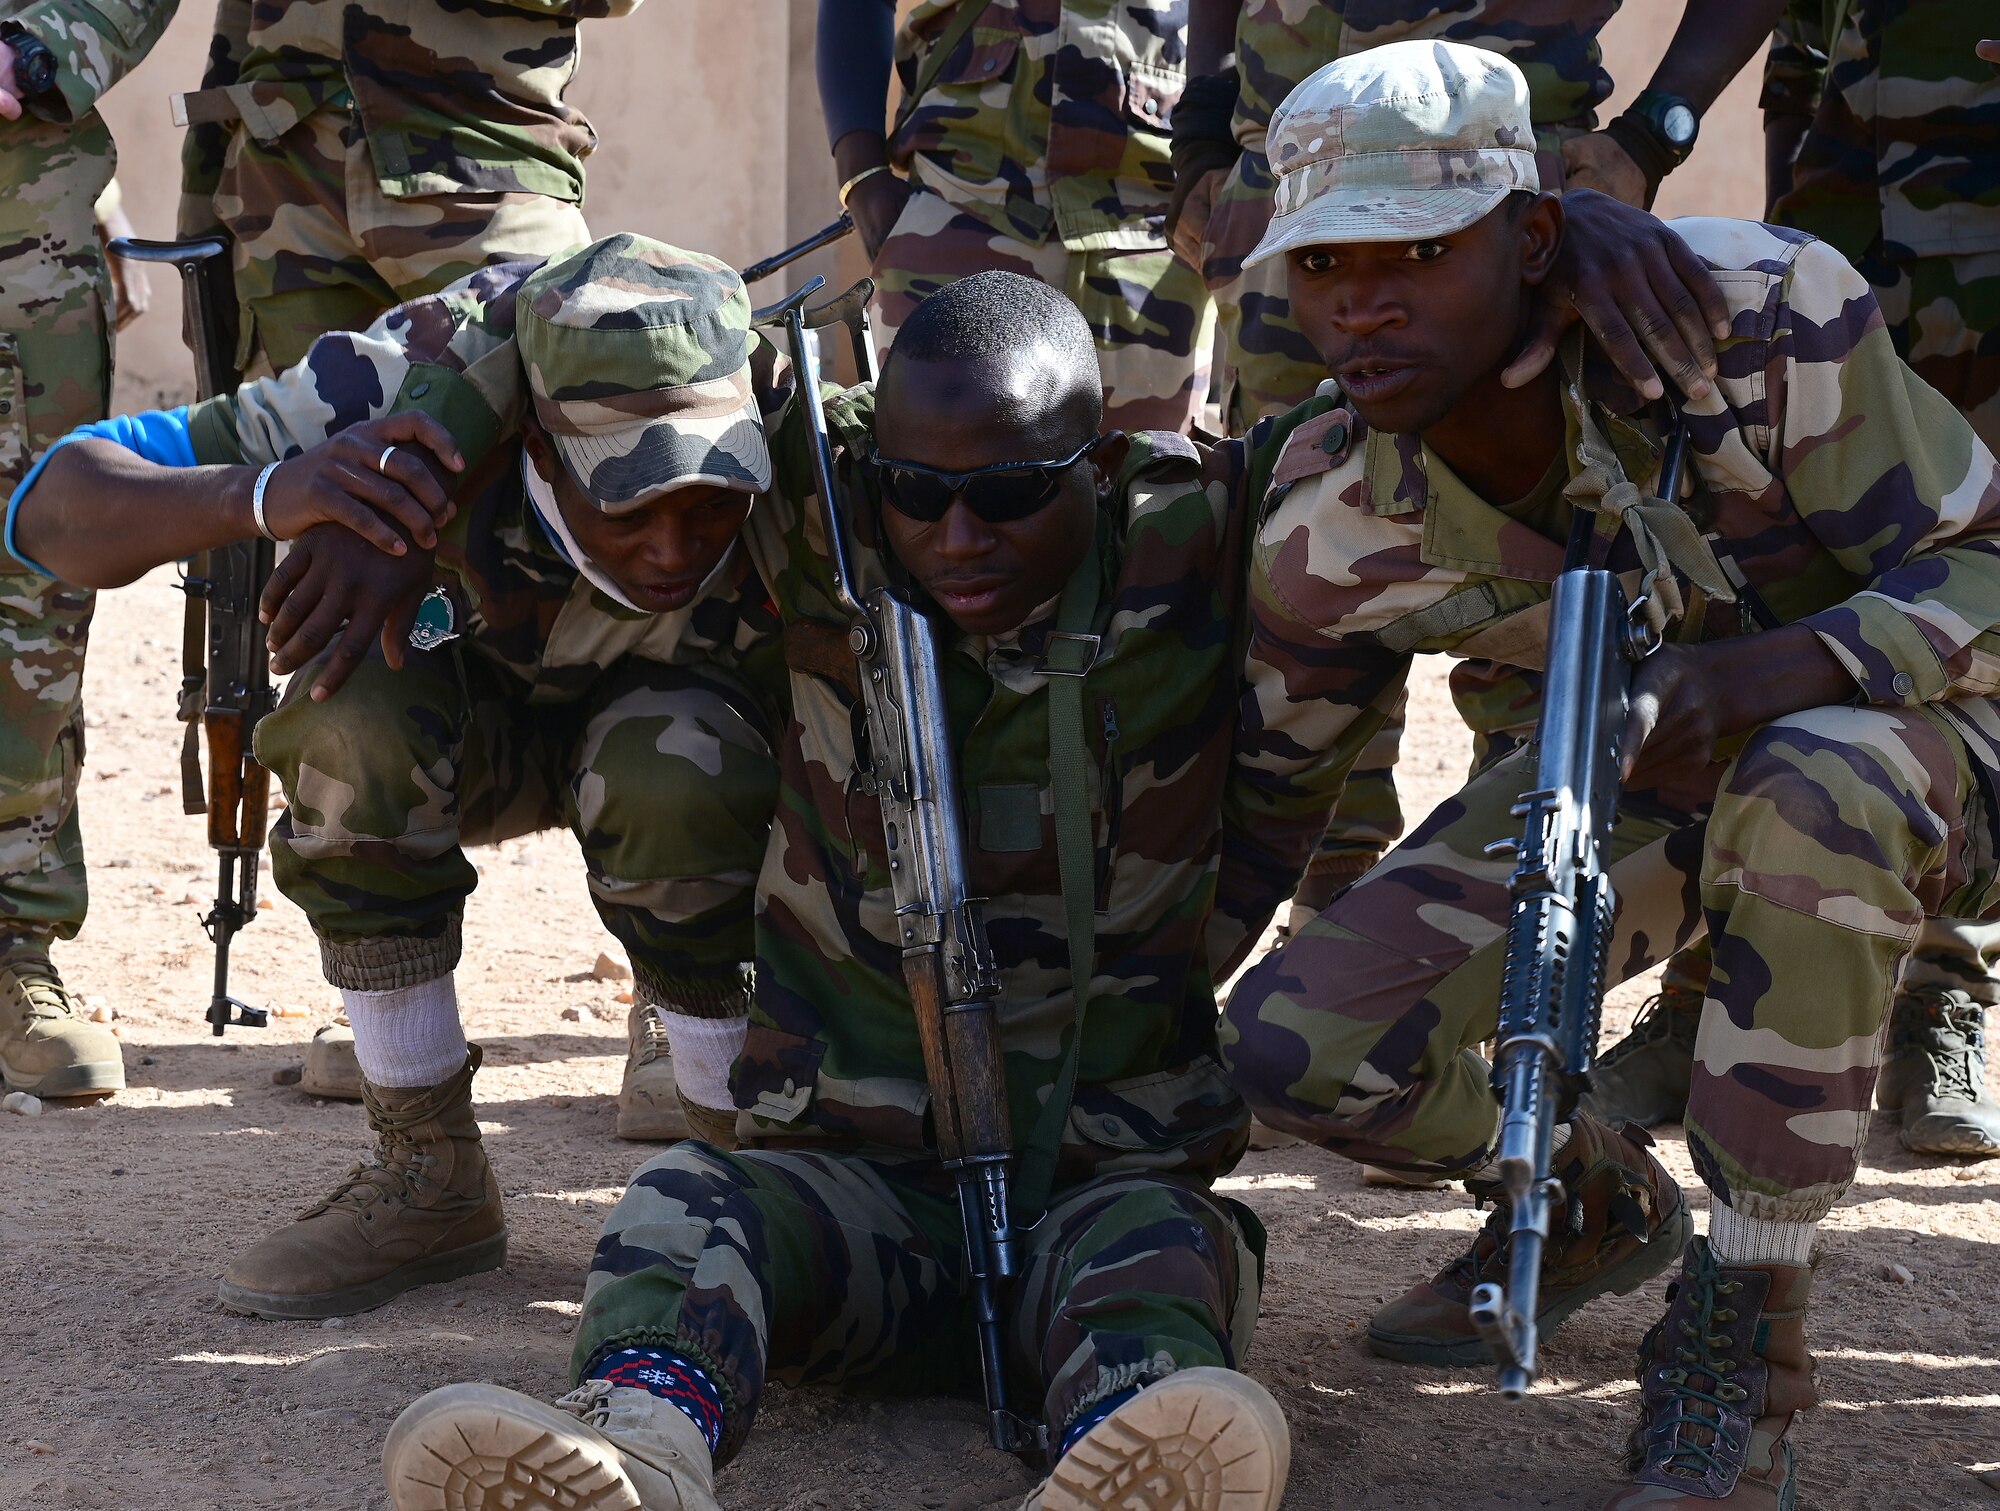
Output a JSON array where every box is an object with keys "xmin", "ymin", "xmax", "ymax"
[
  {"xmin": 1245, "ymin": 39, "xmax": 1538, "ymax": 266},
  {"xmin": 517, "ymin": 233, "xmax": 772, "ymax": 513}
]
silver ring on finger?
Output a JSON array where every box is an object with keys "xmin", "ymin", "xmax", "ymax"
[{"xmin": 377, "ymin": 444, "xmax": 399, "ymax": 474}]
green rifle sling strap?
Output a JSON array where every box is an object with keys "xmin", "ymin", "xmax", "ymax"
[
  {"xmin": 894, "ymin": 0, "xmax": 996, "ymax": 137},
  {"xmin": 1012, "ymin": 544, "xmax": 1102, "ymax": 1221}
]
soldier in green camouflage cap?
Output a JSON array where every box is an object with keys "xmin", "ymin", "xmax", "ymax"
[
  {"xmin": 0, "ymin": 0, "xmax": 180, "ymax": 1103},
  {"xmin": 11, "ymin": 234, "xmax": 790, "ymax": 1319}
]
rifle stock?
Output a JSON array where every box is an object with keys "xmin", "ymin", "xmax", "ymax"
[
  {"xmin": 110, "ymin": 233, "xmax": 271, "ymax": 1036},
  {"xmin": 1469, "ymin": 425, "xmax": 1688, "ymax": 1399},
  {"xmin": 755, "ymin": 276, "xmax": 1045, "ymax": 1465}
]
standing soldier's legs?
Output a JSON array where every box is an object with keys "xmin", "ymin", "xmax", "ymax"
[
  {"xmin": 0, "ymin": 127, "xmax": 123, "ymax": 1097},
  {"xmin": 384, "ymin": 1150, "xmax": 1284, "ymax": 1511},
  {"xmin": 555, "ymin": 659, "xmax": 779, "ymax": 1144},
  {"xmin": 217, "ymin": 107, "xmax": 590, "ymax": 374},
  {"xmin": 871, "ymin": 185, "xmax": 1213, "ymax": 433}
]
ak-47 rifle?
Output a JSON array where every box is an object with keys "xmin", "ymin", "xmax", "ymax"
[
  {"xmin": 752, "ymin": 276, "xmax": 1045, "ymax": 1464},
  {"xmin": 1468, "ymin": 423, "xmax": 1690, "ymax": 1399},
  {"xmin": 108, "ymin": 235, "xmax": 272, "ymax": 1036}
]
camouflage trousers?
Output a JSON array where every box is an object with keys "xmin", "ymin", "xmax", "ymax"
[
  {"xmin": 870, "ymin": 183, "xmax": 1214, "ymax": 433},
  {"xmin": 0, "ymin": 114, "xmax": 115, "ymax": 941},
  {"xmin": 1225, "ymin": 696, "xmax": 2000, "ymax": 1225},
  {"xmin": 255, "ymin": 644, "xmax": 776, "ymax": 1013},
  {"xmin": 215, "ymin": 105, "xmax": 590, "ymax": 374},
  {"xmin": 1865, "ymin": 244, "xmax": 2000, "ymax": 455},
  {"xmin": 572, "ymin": 1142, "xmax": 1260, "ymax": 1465}
]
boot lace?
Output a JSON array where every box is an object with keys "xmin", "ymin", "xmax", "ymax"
[
  {"xmin": 3, "ymin": 954, "xmax": 77, "ymax": 1024},
  {"xmin": 1648, "ymin": 1243, "xmax": 1751, "ymax": 1481},
  {"xmin": 307, "ymin": 1054, "xmax": 478, "ymax": 1218},
  {"xmin": 556, "ymin": 1378, "xmax": 619, "ymax": 1428},
  {"xmin": 1899, "ymin": 989, "xmax": 1986, "ymax": 1104},
  {"xmin": 633, "ymin": 1002, "xmax": 670, "ymax": 1068},
  {"xmin": 1599, "ymin": 987, "xmax": 1700, "ymax": 1070}
]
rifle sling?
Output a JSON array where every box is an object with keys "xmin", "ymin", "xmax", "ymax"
[{"xmin": 1012, "ymin": 545, "xmax": 1101, "ymax": 1222}]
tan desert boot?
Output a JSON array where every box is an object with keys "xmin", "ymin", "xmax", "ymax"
[
  {"xmin": 0, "ymin": 938, "xmax": 123, "ymax": 1097},
  {"xmin": 1603, "ymin": 1238, "xmax": 1816, "ymax": 1508},
  {"xmin": 383, "ymin": 1379, "xmax": 722, "ymax": 1511},
  {"xmin": 617, "ymin": 1000, "xmax": 691, "ymax": 1141},
  {"xmin": 300, "ymin": 1018, "xmax": 364, "ymax": 1100},
  {"xmin": 1024, "ymin": 1367, "xmax": 1290, "ymax": 1511},
  {"xmin": 218, "ymin": 1045, "xmax": 506, "ymax": 1318}
]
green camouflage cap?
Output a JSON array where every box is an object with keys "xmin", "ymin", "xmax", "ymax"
[
  {"xmin": 517, "ymin": 233, "xmax": 772, "ymax": 512},
  {"xmin": 1246, "ymin": 40, "xmax": 1539, "ymax": 265}
]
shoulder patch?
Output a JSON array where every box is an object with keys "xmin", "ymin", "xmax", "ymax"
[{"xmin": 1272, "ymin": 407, "xmax": 1354, "ymax": 487}]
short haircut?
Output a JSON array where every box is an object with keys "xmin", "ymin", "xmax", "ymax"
[{"xmin": 885, "ymin": 271, "xmax": 1102, "ymax": 433}]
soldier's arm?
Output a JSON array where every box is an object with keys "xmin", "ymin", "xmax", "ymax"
[
  {"xmin": 1774, "ymin": 239, "xmax": 2000, "ymax": 708},
  {"xmin": 0, "ymin": 0, "xmax": 181, "ymax": 123},
  {"xmin": 7, "ymin": 409, "xmax": 462, "ymax": 587},
  {"xmin": 818, "ymin": 0, "xmax": 907, "ymax": 258},
  {"xmin": 1561, "ymin": 0, "xmax": 1790, "ymax": 208}
]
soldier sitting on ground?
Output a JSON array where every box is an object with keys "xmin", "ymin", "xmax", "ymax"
[
  {"xmin": 1222, "ymin": 41, "xmax": 2000, "ymax": 1508},
  {"xmin": 378, "ymin": 270, "xmax": 1294, "ymax": 1511},
  {"xmin": 8, "ymin": 239, "xmax": 793, "ymax": 1320}
]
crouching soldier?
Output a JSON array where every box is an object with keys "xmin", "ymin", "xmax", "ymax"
[
  {"xmin": 7, "ymin": 238, "xmax": 789, "ymax": 1318},
  {"xmin": 379, "ymin": 272, "xmax": 1298, "ymax": 1510},
  {"xmin": 1221, "ymin": 41, "xmax": 2000, "ymax": 1507}
]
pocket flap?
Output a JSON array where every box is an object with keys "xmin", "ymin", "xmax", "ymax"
[
  {"xmin": 1068, "ymin": 1056, "xmax": 1244, "ymax": 1150},
  {"xmin": 730, "ymin": 1023, "xmax": 826, "ymax": 1126}
]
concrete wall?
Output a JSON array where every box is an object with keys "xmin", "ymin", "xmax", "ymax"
[{"xmin": 96, "ymin": 0, "xmax": 1770, "ymax": 413}]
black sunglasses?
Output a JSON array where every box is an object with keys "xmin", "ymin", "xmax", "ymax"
[{"xmin": 862, "ymin": 436, "xmax": 1103, "ymax": 523}]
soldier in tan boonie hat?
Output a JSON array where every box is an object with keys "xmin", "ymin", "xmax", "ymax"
[
  {"xmin": 1246, "ymin": 39, "xmax": 1539, "ymax": 264},
  {"xmin": 518, "ymin": 232, "xmax": 774, "ymax": 511}
]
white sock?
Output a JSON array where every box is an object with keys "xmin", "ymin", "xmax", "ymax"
[
  {"xmin": 1470, "ymin": 1119, "xmax": 1572, "ymax": 1184},
  {"xmin": 659, "ymin": 1011, "xmax": 747, "ymax": 1111},
  {"xmin": 343, "ymin": 974, "xmax": 468, "ymax": 1088},
  {"xmin": 1709, "ymin": 1204, "xmax": 1817, "ymax": 1267}
]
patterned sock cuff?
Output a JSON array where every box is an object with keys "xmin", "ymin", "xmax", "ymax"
[
  {"xmin": 1060, "ymin": 1385, "xmax": 1140, "ymax": 1457},
  {"xmin": 588, "ymin": 1346, "xmax": 726, "ymax": 1454}
]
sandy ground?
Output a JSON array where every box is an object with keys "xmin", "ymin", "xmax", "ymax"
[{"xmin": 2, "ymin": 565, "xmax": 1996, "ymax": 1511}]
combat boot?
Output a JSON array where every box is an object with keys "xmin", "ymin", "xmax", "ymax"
[
  {"xmin": 1582, "ymin": 982, "xmax": 1703, "ymax": 1129},
  {"xmin": 300, "ymin": 1017, "xmax": 364, "ymax": 1100},
  {"xmin": 0, "ymin": 937, "xmax": 123, "ymax": 1097},
  {"xmin": 1368, "ymin": 1114, "xmax": 1690, "ymax": 1365},
  {"xmin": 383, "ymin": 1379, "xmax": 721, "ymax": 1511},
  {"xmin": 1603, "ymin": 1237, "xmax": 1815, "ymax": 1508},
  {"xmin": 218, "ymin": 1045, "xmax": 506, "ymax": 1318},
  {"xmin": 1876, "ymin": 987, "xmax": 2000, "ymax": 1157},
  {"xmin": 1023, "ymin": 1368, "xmax": 1290, "ymax": 1511},
  {"xmin": 619, "ymin": 1000, "xmax": 740, "ymax": 1147}
]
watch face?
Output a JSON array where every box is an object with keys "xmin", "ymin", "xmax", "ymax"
[{"xmin": 1662, "ymin": 103, "xmax": 1697, "ymax": 148}]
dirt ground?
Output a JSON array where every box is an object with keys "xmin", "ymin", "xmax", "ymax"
[{"xmin": 3, "ymin": 566, "xmax": 1996, "ymax": 1511}]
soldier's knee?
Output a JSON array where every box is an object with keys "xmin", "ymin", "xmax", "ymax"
[
  {"xmin": 576, "ymin": 681, "xmax": 778, "ymax": 875},
  {"xmin": 1715, "ymin": 709, "xmax": 1944, "ymax": 857}
]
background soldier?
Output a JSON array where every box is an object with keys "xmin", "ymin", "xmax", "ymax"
[
  {"xmin": 0, "ymin": 0, "xmax": 180, "ymax": 1101},
  {"xmin": 817, "ymin": 0, "xmax": 1214, "ymax": 432},
  {"xmin": 1592, "ymin": 0, "xmax": 2000, "ymax": 1159}
]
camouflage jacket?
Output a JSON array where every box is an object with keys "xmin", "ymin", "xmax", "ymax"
[
  {"xmin": 0, "ymin": 0, "xmax": 179, "ymax": 128},
  {"xmin": 892, "ymin": 0, "xmax": 1185, "ymax": 252},
  {"xmin": 1238, "ymin": 217, "xmax": 2000, "ymax": 894},
  {"xmin": 730, "ymin": 384, "xmax": 1283, "ymax": 1185},
  {"xmin": 182, "ymin": 259, "xmax": 786, "ymax": 708},
  {"xmin": 176, "ymin": 0, "xmax": 640, "ymax": 213},
  {"xmin": 1231, "ymin": 1, "xmax": 1621, "ymax": 157},
  {"xmin": 1763, "ymin": 0, "xmax": 2000, "ymax": 260}
]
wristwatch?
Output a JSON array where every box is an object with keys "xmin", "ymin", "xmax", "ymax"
[
  {"xmin": 3, "ymin": 28, "xmax": 62, "ymax": 105},
  {"xmin": 1604, "ymin": 88, "xmax": 1700, "ymax": 204}
]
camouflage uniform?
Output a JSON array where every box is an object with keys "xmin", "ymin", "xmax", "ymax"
[
  {"xmin": 1224, "ymin": 216, "xmax": 2000, "ymax": 1231},
  {"xmin": 1596, "ymin": 0, "xmax": 2000, "ymax": 1138},
  {"xmin": 876, "ymin": 0, "xmax": 1214, "ymax": 432},
  {"xmin": 178, "ymin": 257, "xmax": 786, "ymax": 1017},
  {"xmin": 175, "ymin": 0, "xmax": 625, "ymax": 376},
  {"xmin": 574, "ymin": 390, "xmax": 1288, "ymax": 1452},
  {"xmin": 0, "ymin": 0, "xmax": 179, "ymax": 943}
]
